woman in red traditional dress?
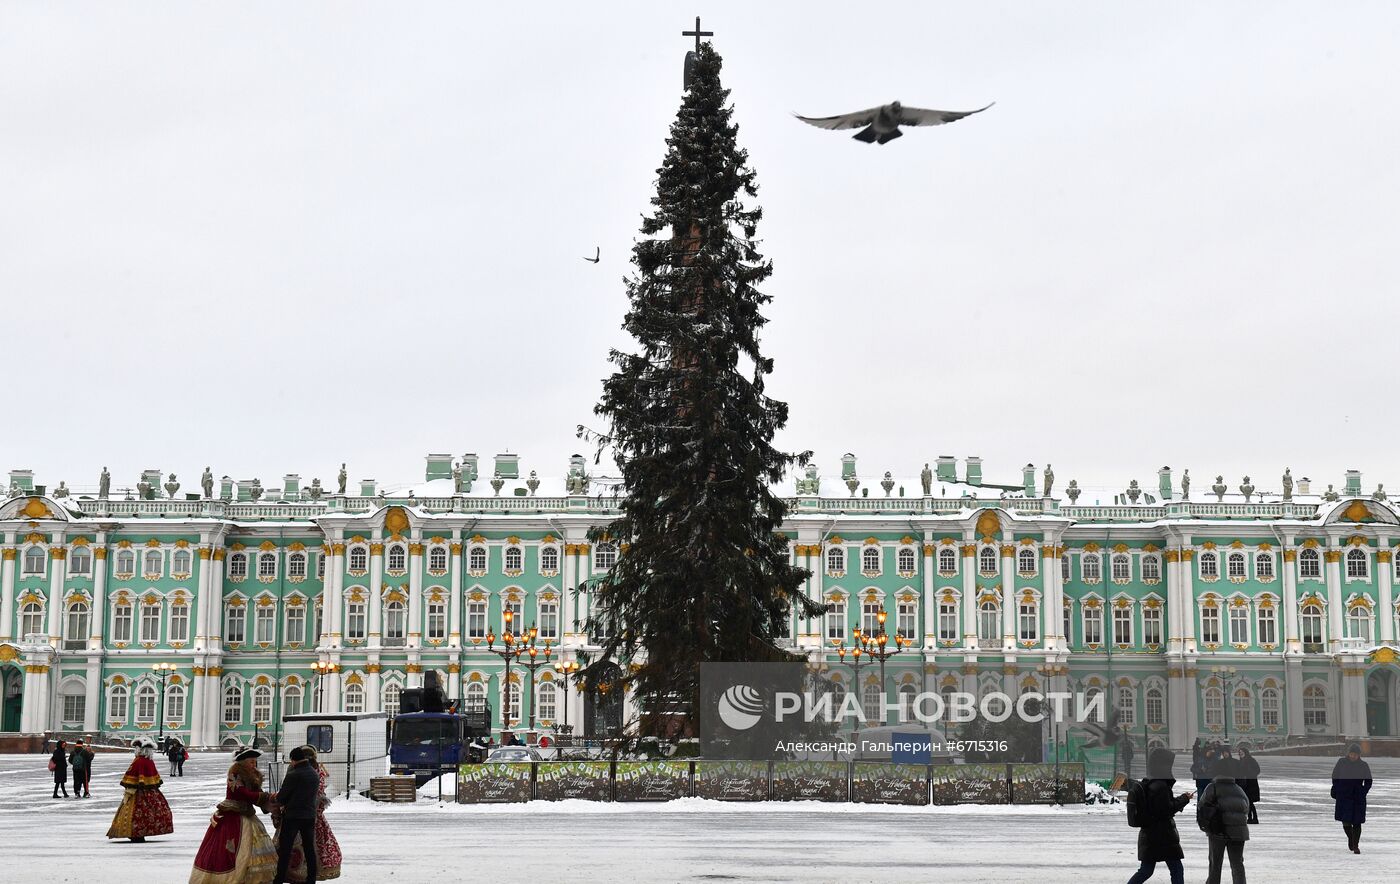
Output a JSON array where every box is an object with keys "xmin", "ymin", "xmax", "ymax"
[
  {"xmin": 277, "ymin": 745, "xmax": 342, "ymax": 881},
  {"xmin": 189, "ymin": 746, "xmax": 277, "ymax": 884},
  {"xmin": 106, "ymin": 737, "xmax": 175, "ymax": 842}
]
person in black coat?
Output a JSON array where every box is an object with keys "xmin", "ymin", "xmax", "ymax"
[
  {"xmin": 50, "ymin": 740, "xmax": 69, "ymax": 798},
  {"xmin": 1331, "ymin": 743, "xmax": 1373, "ymax": 854},
  {"xmin": 1236, "ymin": 746, "xmax": 1261, "ymax": 823},
  {"xmin": 1197, "ymin": 773, "xmax": 1252, "ymax": 884},
  {"xmin": 166, "ymin": 739, "xmax": 186, "ymax": 777},
  {"xmin": 1125, "ymin": 747, "xmax": 1193, "ymax": 884},
  {"xmin": 1192, "ymin": 744, "xmax": 1216, "ymax": 795},
  {"xmin": 274, "ymin": 746, "xmax": 321, "ymax": 884}
]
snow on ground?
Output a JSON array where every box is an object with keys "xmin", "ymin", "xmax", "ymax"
[{"xmin": 2, "ymin": 752, "xmax": 1396, "ymax": 883}]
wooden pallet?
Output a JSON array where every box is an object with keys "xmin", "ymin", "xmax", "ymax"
[{"xmin": 369, "ymin": 776, "xmax": 418, "ymax": 803}]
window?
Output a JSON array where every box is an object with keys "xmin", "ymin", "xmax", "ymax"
[
  {"xmin": 469, "ymin": 546, "xmax": 487, "ymax": 571},
  {"xmin": 288, "ymin": 553, "xmax": 307, "ymax": 579},
  {"xmin": 465, "ymin": 681, "xmax": 487, "ymax": 713},
  {"xmin": 1347, "ymin": 548, "xmax": 1368, "ymax": 579},
  {"xmin": 862, "ymin": 546, "xmax": 881, "ymax": 574},
  {"xmin": 284, "ymin": 685, "xmax": 303, "ymax": 718},
  {"xmin": 285, "ymin": 604, "xmax": 304, "ymax": 645},
  {"xmin": 897, "ymin": 547, "xmax": 916, "ymax": 574},
  {"xmin": 978, "ymin": 547, "xmax": 998, "ymax": 575},
  {"xmin": 1256, "ymin": 605, "xmax": 1276, "ymax": 646},
  {"xmin": 307, "ymin": 724, "xmax": 334, "ymax": 753},
  {"xmin": 1142, "ymin": 556, "xmax": 1161, "ymax": 582},
  {"xmin": 505, "ymin": 681, "xmax": 521, "ymax": 723},
  {"xmin": 144, "ymin": 550, "xmax": 162, "ymax": 576},
  {"xmin": 172, "ymin": 549, "xmax": 191, "ymax": 575},
  {"xmin": 257, "ymin": 553, "xmax": 276, "ymax": 579},
  {"xmin": 538, "ymin": 681, "xmax": 558, "ymax": 722},
  {"xmin": 383, "ymin": 683, "xmax": 402, "ymax": 717},
  {"xmin": 1260, "ymin": 687, "xmax": 1281, "ymax": 728},
  {"xmin": 250, "ymin": 685, "xmax": 273, "ymax": 723},
  {"xmin": 1233, "ymin": 687, "xmax": 1253, "ymax": 731},
  {"xmin": 316, "ymin": 554, "xmax": 325, "ymax": 579},
  {"xmin": 346, "ymin": 602, "xmax": 366, "ymax": 641},
  {"xmin": 1116, "ymin": 685, "xmax": 1135, "ymax": 727},
  {"xmin": 861, "ymin": 601, "xmax": 883, "ymax": 635},
  {"xmin": 108, "ymin": 683, "xmax": 129, "ymax": 724},
  {"xmin": 1301, "ymin": 603, "xmax": 1324, "ymax": 646},
  {"xmin": 1112, "ymin": 554, "xmax": 1130, "ymax": 581},
  {"xmin": 166, "ymin": 684, "xmax": 186, "ymax": 724},
  {"xmin": 1203, "ymin": 686, "xmax": 1224, "ymax": 729},
  {"xmin": 1303, "ymin": 684, "xmax": 1328, "ymax": 726},
  {"xmin": 504, "ymin": 546, "xmax": 523, "ymax": 572},
  {"xmin": 23, "ymin": 546, "xmax": 45, "ymax": 575},
  {"xmin": 1145, "ymin": 685, "xmax": 1165, "ymax": 726},
  {"xmin": 827, "ymin": 546, "xmax": 846, "ymax": 573},
  {"xmin": 1299, "ymin": 548, "xmax": 1321, "ymax": 578},
  {"xmin": 222, "ymin": 684, "xmax": 242, "ymax": 725},
  {"xmin": 19, "ymin": 602, "xmax": 44, "ymax": 641},
  {"xmin": 384, "ymin": 600, "xmax": 406, "ymax": 646},
  {"xmin": 938, "ymin": 547, "xmax": 957, "ymax": 574},
  {"xmin": 1143, "ymin": 605, "xmax": 1163, "ymax": 646},
  {"xmin": 1018, "ymin": 601, "xmax": 1039, "ymax": 642},
  {"xmin": 594, "ymin": 543, "xmax": 617, "ymax": 570},
  {"xmin": 539, "ymin": 600, "xmax": 559, "ymax": 640},
  {"xmin": 853, "ymin": 682, "xmax": 880, "ymax": 725},
  {"xmin": 387, "ymin": 544, "xmax": 407, "ymax": 572},
  {"xmin": 228, "ymin": 553, "xmax": 247, "ymax": 579},
  {"xmin": 825, "ymin": 599, "xmax": 847, "ymax": 640},
  {"xmin": 1227, "ymin": 553, "xmax": 1246, "ymax": 579},
  {"xmin": 1200, "ymin": 552, "xmax": 1218, "ymax": 579},
  {"xmin": 540, "ymin": 546, "xmax": 559, "ymax": 573},
  {"xmin": 1061, "ymin": 555, "xmax": 1071, "ymax": 582},
  {"xmin": 65, "ymin": 602, "xmax": 90, "ymax": 648},
  {"xmin": 978, "ymin": 600, "xmax": 999, "ymax": 643},
  {"xmin": 254, "ymin": 603, "xmax": 275, "ymax": 644},
  {"xmin": 1255, "ymin": 553, "xmax": 1273, "ymax": 580},
  {"xmin": 1347, "ymin": 604, "xmax": 1373, "ymax": 642},
  {"xmin": 348, "ymin": 547, "xmax": 368, "ymax": 572},
  {"xmin": 1063, "ymin": 602, "xmax": 1072, "ymax": 644},
  {"xmin": 112, "ymin": 603, "xmax": 133, "ymax": 643},
  {"xmin": 225, "ymin": 604, "xmax": 246, "ymax": 644},
  {"xmin": 1082, "ymin": 553, "xmax": 1101, "ymax": 582},
  {"xmin": 1395, "ymin": 554, "xmax": 1400, "ymax": 580},
  {"xmin": 429, "ymin": 546, "xmax": 449, "ymax": 572},
  {"xmin": 1201, "ymin": 605, "xmax": 1221, "ymax": 645},
  {"xmin": 1228, "ymin": 604, "xmax": 1249, "ymax": 645},
  {"xmin": 1083, "ymin": 605, "xmax": 1103, "ymax": 645},
  {"xmin": 428, "ymin": 601, "xmax": 447, "ymax": 641},
  {"xmin": 897, "ymin": 601, "xmax": 917, "ymax": 641},
  {"xmin": 140, "ymin": 602, "xmax": 161, "ymax": 643},
  {"xmin": 135, "ymin": 683, "xmax": 157, "ymax": 725},
  {"xmin": 503, "ymin": 599, "xmax": 522, "ymax": 635},
  {"xmin": 1018, "ymin": 548, "xmax": 1037, "ymax": 576},
  {"xmin": 311, "ymin": 600, "xmax": 323, "ymax": 645},
  {"xmin": 69, "ymin": 547, "xmax": 92, "ymax": 575},
  {"xmin": 344, "ymin": 683, "xmax": 364, "ymax": 714},
  {"xmin": 116, "ymin": 549, "xmax": 136, "ymax": 576},
  {"xmin": 63, "ymin": 690, "xmax": 86, "ymax": 726},
  {"xmin": 938, "ymin": 599, "xmax": 958, "ymax": 642},
  {"xmin": 467, "ymin": 601, "xmax": 488, "ymax": 639},
  {"xmin": 1112, "ymin": 604, "xmax": 1132, "ymax": 645},
  {"xmin": 897, "ymin": 684, "xmax": 918, "ymax": 723}
]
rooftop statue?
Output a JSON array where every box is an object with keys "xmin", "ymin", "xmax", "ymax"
[
  {"xmin": 201, "ymin": 467, "xmax": 214, "ymax": 500},
  {"xmin": 1043, "ymin": 464, "xmax": 1054, "ymax": 497}
]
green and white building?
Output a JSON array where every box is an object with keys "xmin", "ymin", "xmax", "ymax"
[{"xmin": 2, "ymin": 453, "xmax": 1398, "ymax": 750}]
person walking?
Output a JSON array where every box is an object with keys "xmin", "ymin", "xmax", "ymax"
[
  {"xmin": 70, "ymin": 739, "xmax": 94, "ymax": 798},
  {"xmin": 1197, "ymin": 768, "xmax": 1252, "ymax": 884},
  {"xmin": 1192, "ymin": 744, "xmax": 1216, "ymax": 796},
  {"xmin": 1331, "ymin": 743, "xmax": 1373, "ymax": 854},
  {"xmin": 1124, "ymin": 747, "xmax": 1194, "ymax": 884},
  {"xmin": 190, "ymin": 746, "xmax": 277, "ymax": 884},
  {"xmin": 167, "ymin": 738, "xmax": 187, "ymax": 777},
  {"xmin": 1236, "ymin": 746, "xmax": 1261, "ymax": 824},
  {"xmin": 50, "ymin": 739, "xmax": 69, "ymax": 799},
  {"xmin": 106, "ymin": 737, "xmax": 175, "ymax": 842},
  {"xmin": 279, "ymin": 745, "xmax": 342, "ymax": 882},
  {"xmin": 273, "ymin": 746, "xmax": 321, "ymax": 884}
]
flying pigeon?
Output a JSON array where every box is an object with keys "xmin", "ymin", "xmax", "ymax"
[
  {"xmin": 1079, "ymin": 708, "xmax": 1126, "ymax": 750},
  {"xmin": 795, "ymin": 100, "xmax": 993, "ymax": 145},
  {"xmin": 583, "ymin": 247, "xmax": 600, "ymax": 264}
]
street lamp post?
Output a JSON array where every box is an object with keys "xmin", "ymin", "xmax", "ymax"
[
  {"xmin": 553, "ymin": 656, "xmax": 581, "ymax": 738},
  {"xmin": 1037, "ymin": 661, "xmax": 1062, "ymax": 805},
  {"xmin": 1211, "ymin": 665, "xmax": 1239, "ymax": 744},
  {"xmin": 832, "ymin": 607, "xmax": 909, "ymax": 755},
  {"xmin": 310, "ymin": 661, "xmax": 338, "ymax": 713},
  {"xmin": 152, "ymin": 662, "xmax": 175, "ymax": 742},
  {"xmin": 485, "ymin": 609, "xmax": 549, "ymax": 741},
  {"xmin": 517, "ymin": 643, "xmax": 555, "ymax": 731}
]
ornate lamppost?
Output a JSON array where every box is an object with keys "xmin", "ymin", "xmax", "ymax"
[
  {"xmin": 553, "ymin": 656, "xmax": 581, "ymax": 739},
  {"xmin": 517, "ymin": 642, "xmax": 555, "ymax": 731},
  {"xmin": 1036, "ymin": 660, "xmax": 1062, "ymax": 805},
  {"xmin": 485, "ymin": 609, "xmax": 548, "ymax": 739},
  {"xmin": 1211, "ymin": 665, "xmax": 1239, "ymax": 744},
  {"xmin": 152, "ymin": 661, "xmax": 176, "ymax": 741},
  {"xmin": 310, "ymin": 660, "xmax": 338, "ymax": 713},
  {"xmin": 832, "ymin": 607, "xmax": 909, "ymax": 754}
]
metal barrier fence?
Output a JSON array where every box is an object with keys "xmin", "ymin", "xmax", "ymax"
[
  {"xmin": 264, "ymin": 753, "xmax": 389, "ymax": 800},
  {"xmin": 455, "ymin": 760, "xmax": 1086, "ymax": 806}
]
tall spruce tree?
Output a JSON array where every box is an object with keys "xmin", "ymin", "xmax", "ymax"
[{"xmin": 583, "ymin": 42, "xmax": 821, "ymax": 738}]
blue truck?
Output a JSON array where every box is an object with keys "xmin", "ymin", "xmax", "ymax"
[{"xmin": 387, "ymin": 673, "xmax": 493, "ymax": 784}]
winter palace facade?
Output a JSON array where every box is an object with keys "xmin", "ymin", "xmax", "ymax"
[{"xmin": 3, "ymin": 452, "xmax": 1400, "ymax": 752}]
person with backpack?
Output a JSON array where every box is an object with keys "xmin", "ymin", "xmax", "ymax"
[
  {"xmin": 1331, "ymin": 743, "xmax": 1372, "ymax": 854},
  {"xmin": 70, "ymin": 740, "xmax": 94, "ymax": 798},
  {"xmin": 1124, "ymin": 747, "xmax": 1193, "ymax": 884},
  {"xmin": 1197, "ymin": 767, "xmax": 1252, "ymax": 884},
  {"xmin": 166, "ymin": 738, "xmax": 187, "ymax": 777}
]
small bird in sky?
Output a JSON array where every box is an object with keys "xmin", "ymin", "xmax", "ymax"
[
  {"xmin": 794, "ymin": 100, "xmax": 993, "ymax": 145},
  {"xmin": 583, "ymin": 247, "xmax": 600, "ymax": 264}
]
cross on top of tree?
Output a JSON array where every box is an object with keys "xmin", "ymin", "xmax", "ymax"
[{"xmin": 682, "ymin": 16, "xmax": 713, "ymax": 52}]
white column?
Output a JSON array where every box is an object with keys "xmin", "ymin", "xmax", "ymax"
[
  {"xmin": 368, "ymin": 540, "xmax": 384, "ymax": 648},
  {"xmin": 1001, "ymin": 539, "xmax": 1016, "ymax": 652},
  {"xmin": 0, "ymin": 535, "xmax": 16, "ymax": 641},
  {"xmin": 326, "ymin": 540, "xmax": 344, "ymax": 649},
  {"xmin": 83, "ymin": 656, "xmax": 101, "ymax": 733},
  {"xmin": 209, "ymin": 549, "xmax": 226, "ymax": 654},
  {"xmin": 1046, "ymin": 543, "xmax": 1065, "ymax": 651},
  {"xmin": 46, "ymin": 542, "xmax": 67, "ymax": 646},
  {"xmin": 1281, "ymin": 540, "xmax": 1301, "ymax": 653},
  {"xmin": 1325, "ymin": 542, "xmax": 1344, "ymax": 651},
  {"xmin": 921, "ymin": 541, "xmax": 936, "ymax": 648},
  {"xmin": 193, "ymin": 546, "xmax": 213, "ymax": 652},
  {"xmin": 408, "ymin": 536, "xmax": 424, "ymax": 649},
  {"xmin": 20, "ymin": 660, "xmax": 52, "ymax": 734},
  {"xmin": 1179, "ymin": 547, "xmax": 1198, "ymax": 654},
  {"xmin": 1378, "ymin": 538, "xmax": 1394, "ymax": 644},
  {"xmin": 189, "ymin": 664, "xmax": 206, "ymax": 747},
  {"xmin": 1165, "ymin": 549, "xmax": 1184, "ymax": 652},
  {"xmin": 808, "ymin": 542, "xmax": 824, "ymax": 647},
  {"xmin": 961, "ymin": 535, "xmax": 977, "ymax": 649},
  {"xmin": 367, "ymin": 658, "xmax": 382, "ymax": 709},
  {"xmin": 449, "ymin": 537, "xmax": 463, "ymax": 650},
  {"xmin": 1284, "ymin": 657, "xmax": 1305, "ymax": 737}
]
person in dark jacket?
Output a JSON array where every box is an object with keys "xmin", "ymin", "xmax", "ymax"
[
  {"xmin": 50, "ymin": 740, "xmax": 70, "ymax": 798},
  {"xmin": 274, "ymin": 746, "xmax": 321, "ymax": 884},
  {"xmin": 1193, "ymin": 744, "xmax": 1217, "ymax": 795},
  {"xmin": 70, "ymin": 739, "xmax": 94, "ymax": 798},
  {"xmin": 1331, "ymin": 743, "xmax": 1373, "ymax": 854},
  {"xmin": 1236, "ymin": 746, "xmax": 1260, "ymax": 823},
  {"xmin": 1125, "ymin": 747, "xmax": 1194, "ymax": 884},
  {"xmin": 1197, "ymin": 773, "xmax": 1251, "ymax": 884},
  {"xmin": 166, "ymin": 738, "xmax": 186, "ymax": 777}
]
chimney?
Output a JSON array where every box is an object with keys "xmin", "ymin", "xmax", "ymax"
[
  {"xmin": 1345, "ymin": 469, "xmax": 1362, "ymax": 496},
  {"xmin": 1158, "ymin": 466, "xmax": 1173, "ymax": 501},
  {"xmin": 425, "ymin": 453, "xmax": 453, "ymax": 482},
  {"xmin": 936, "ymin": 456, "xmax": 956, "ymax": 483},
  {"xmin": 841, "ymin": 453, "xmax": 858, "ymax": 480},
  {"xmin": 237, "ymin": 480, "xmax": 256, "ymax": 502},
  {"xmin": 965, "ymin": 457, "xmax": 983, "ymax": 487},
  {"xmin": 220, "ymin": 476, "xmax": 234, "ymax": 500},
  {"xmin": 360, "ymin": 478, "xmax": 378, "ymax": 497},
  {"xmin": 494, "ymin": 453, "xmax": 520, "ymax": 479},
  {"xmin": 461, "ymin": 454, "xmax": 479, "ymax": 482},
  {"xmin": 142, "ymin": 469, "xmax": 162, "ymax": 489},
  {"xmin": 1022, "ymin": 464, "xmax": 1036, "ymax": 497},
  {"xmin": 1298, "ymin": 477, "xmax": 1311, "ymax": 496},
  {"xmin": 8, "ymin": 469, "xmax": 33, "ymax": 492},
  {"xmin": 283, "ymin": 474, "xmax": 300, "ymax": 498}
]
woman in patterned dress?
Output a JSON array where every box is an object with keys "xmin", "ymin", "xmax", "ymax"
[
  {"xmin": 189, "ymin": 747, "xmax": 277, "ymax": 884},
  {"xmin": 279, "ymin": 745, "xmax": 342, "ymax": 882},
  {"xmin": 106, "ymin": 737, "xmax": 175, "ymax": 842}
]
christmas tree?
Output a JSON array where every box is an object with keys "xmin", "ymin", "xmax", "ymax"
[{"xmin": 582, "ymin": 41, "xmax": 821, "ymax": 738}]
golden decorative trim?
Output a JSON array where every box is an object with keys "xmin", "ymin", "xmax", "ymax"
[
  {"xmin": 406, "ymin": 664, "xmax": 423, "ymax": 674},
  {"xmin": 0, "ymin": 549, "xmax": 15, "ymax": 561},
  {"xmin": 213, "ymin": 549, "xmax": 226, "ymax": 561},
  {"xmin": 50, "ymin": 547, "xmax": 66, "ymax": 559},
  {"xmin": 1342, "ymin": 500, "xmax": 1372, "ymax": 522},
  {"xmin": 365, "ymin": 664, "xmax": 382, "ymax": 674},
  {"xmin": 1324, "ymin": 551, "xmax": 1342, "ymax": 564},
  {"xmin": 409, "ymin": 543, "xmax": 424, "ymax": 555},
  {"xmin": 19, "ymin": 498, "xmax": 53, "ymax": 519},
  {"xmin": 1379, "ymin": 551, "xmax": 1393, "ymax": 564},
  {"xmin": 369, "ymin": 543, "xmax": 384, "ymax": 556},
  {"xmin": 1283, "ymin": 549, "xmax": 1297, "ymax": 562}
]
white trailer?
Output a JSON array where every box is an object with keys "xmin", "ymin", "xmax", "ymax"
[{"xmin": 277, "ymin": 712, "xmax": 390, "ymax": 798}]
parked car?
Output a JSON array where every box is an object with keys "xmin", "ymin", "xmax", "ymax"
[{"xmin": 485, "ymin": 746, "xmax": 541, "ymax": 762}]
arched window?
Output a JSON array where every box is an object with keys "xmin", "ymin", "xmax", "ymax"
[
  {"xmin": 383, "ymin": 683, "xmax": 402, "ymax": 717},
  {"xmin": 1145, "ymin": 684, "xmax": 1165, "ymax": 726},
  {"xmin": 228, "ymin": 552, "xmax": 247, "ymax": 579},
  {"xmin": 862, "ymin": 547, "xmax": 881, "ymax": 574},
  {"xmin": 938, "ymin": 547, "xmax": 957, "ymax": 574},
  {"xmin": 1226, "ymin": 552, "xmax": 1246, "ymax": 579},
  {"xmin": 429, "ymin": 546, "xmax": 449, "ymax": 572},
  {"xmin": 283, "ymin": 685, "xmax": 303, "ymax": 718},
  {"xmin": 1298, "ymin": 548, "xmax": 1321, "ymax": 578},
  {"xmin": 65, "ymin": 601, "xmax": 90, "ymax": 648},
  {"xmin": 978, "ymin": 599, "xmax": 999, "ymax": 643},
  {"xmin": 1116, "ymin": 685, "xmax": 1136, "ymax": 727},
  {"xmin": 387, "ymin": 544, "xmax": 407, "ymax": 572},
  {"xmin": 135, "ymin": 682, "xmax": 157, "ymax": 725},
  {"xmin": 1346, "ymin": 603, "xmax": 1373, "ymax": 642},
  {"xmin": 1255, "ymin": 552, "xmax": 1274, "ymax": 579},
  {"xmin": 1112, "ymin": 554, "xmax": 1130, "ymax": 581},
  {"xmin": 1303, "ymin": 684, "xmax": 1328, "ymax": 725},
  {"xmin": 287, "ymin": 552, "xmax": 307, "ymax": 579},
  {"xmin": 384, "ymin": 600, "xmax": 407, "ymax": 646},
  {"xmin": 1082, "ymin": 553, "xmax": 1101, "ymax": 582},
  {"xmin": 538, "ymin": 681, "xmax": 558, "ymax": 722},
  {"xmin": 593, "ymin": 543, "xmax": 617, "ymax": 570},
  {"xmin": 19, "ymin": 602, "xmax": 43, "ymax": 640},
  {"xmin": 1346, "ymin": 548, "xmax": 1369, "ymax": 579},
  {"xmin": 1142, "ymin": 556, "xmax": 1161, "ymax": 582},
  {"xmin": 1062, "ymin": 554, "xmax": 1071, "ymax": 582},
  {"xmin": 1200, "ymin": 552, "xmax": 1219, "ymax": 579},
  {"xmin": 1018, "ymin": 548, "xmax": 1037, "ymax": 575},
  {"xmin": 116, "ymin": 549, "xmax": 136, "ymax": 576},
  {"xmin": 897, "ymin": 547, "xmax": 916, "ymax": 574},
  {"xmin": 1203, "ymin": 686, "xmax": 1224, "ymax": 729},
  {"xmin": 257, "ymin": 553, "xmax": 276, "ymax": 579},
  {"xmin": 978, "ymin": 547, "xmax": 998, "ymax": 575},
  {"xmin": 827, "ymin": 546, "xmax": 846, "ymax": 573},
  {"xmin": 343, "ymin": 683, "xmax": 365, "ymax": 714},
  {"xmin": 222, "ymin": 683, "xmax": 242, "ymax": 725},
  {"xmin": 465, "ymin": 681, "xmax": 487, "ymax": 712},
  {"xmin": 825, "ymin": 598, "xmax": 847, "ymax": 640},
  {"xmin": 346, "ymin": 546, "xmax": 366, "ymax": 572},
  {"xmin": 23, "ymin": 546, "xmax": 46, "ymax": 575},
  {"xmin": 1260, "ymin": 687, "xmax": 1281, "ymax": 728},
  {"xmin": 427, "ymin": 600, "xmax": 447, "ymax": 641},
  {"xmin": 1300, "ymin": 602, "xmax": 1324, "ymax": 647},
  {"xmin": 897, "ymin": 683, "xmax": 918, "ymax": 723},
  {"xmin": 504, "ymin": 546, "xmax": 524, "ymax": 572},
  {"xmin": 862, "ymin": 682, "xmax": 883, "ymax": 725},
  {"xmin": 108, "ymin": 683, "xmax": 129, "ymax": 724},
  {"xmin": 1233, "ymin": 687, "xmax": 1253, "ymax": 731},
  {"xmin": 469, "ymin": 546, "xmax": 487, "ymax": 571},
  {"xmin": 144, "ymin": 549, "xmax": 163, "ymax": 576},
  {"xmin": 166, "ymin": 683, "xmax": 186, "ymax": 724},
  {"xmin": 539, "ymin": 546, "xmax": 559, "ymax": 573},
  {"xmin": 69, "ymin": 546, "xmax": 92, "ymax": 575},
  {"xmin": 172, "ymin": 549, "xmax": 192, "ymax": 575},
  {"xmin": 59, "ymin": 679, "xmax": 86, "ymax": 726}
]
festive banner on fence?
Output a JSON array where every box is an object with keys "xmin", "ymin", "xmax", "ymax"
[
  {"xmin": 931, "ymin": 763, "xmax": 1008, "ymax": 805},
  {"xmin": 1010, "ymin": 763, "xmax": 1073, "ymax": 804},
  {"xmin": 457, "ymin": 762, "xmax": 532, "ymax": 803},
  {"xmin": 694, "ymin": 760, "xmax": 769, "ymax": 801},
  {"xmin": 851, "ymin": 762, "xmax": 929, "ymax": 805},
  {"xmin": 614, "ymin": 761, "xmax": 692, "ymax": 802},
  {"xmin": 771, "ymin": 760, "xmax": 847, "ymax": 802},
  {"xmin": 535, "ymin": 761, "xmax": 613, "ymax": 801}
]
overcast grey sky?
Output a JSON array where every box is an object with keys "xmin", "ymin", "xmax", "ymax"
[{"xmin": 3, "ymin": 1, "xmax": 1398, "ymax": 497}]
